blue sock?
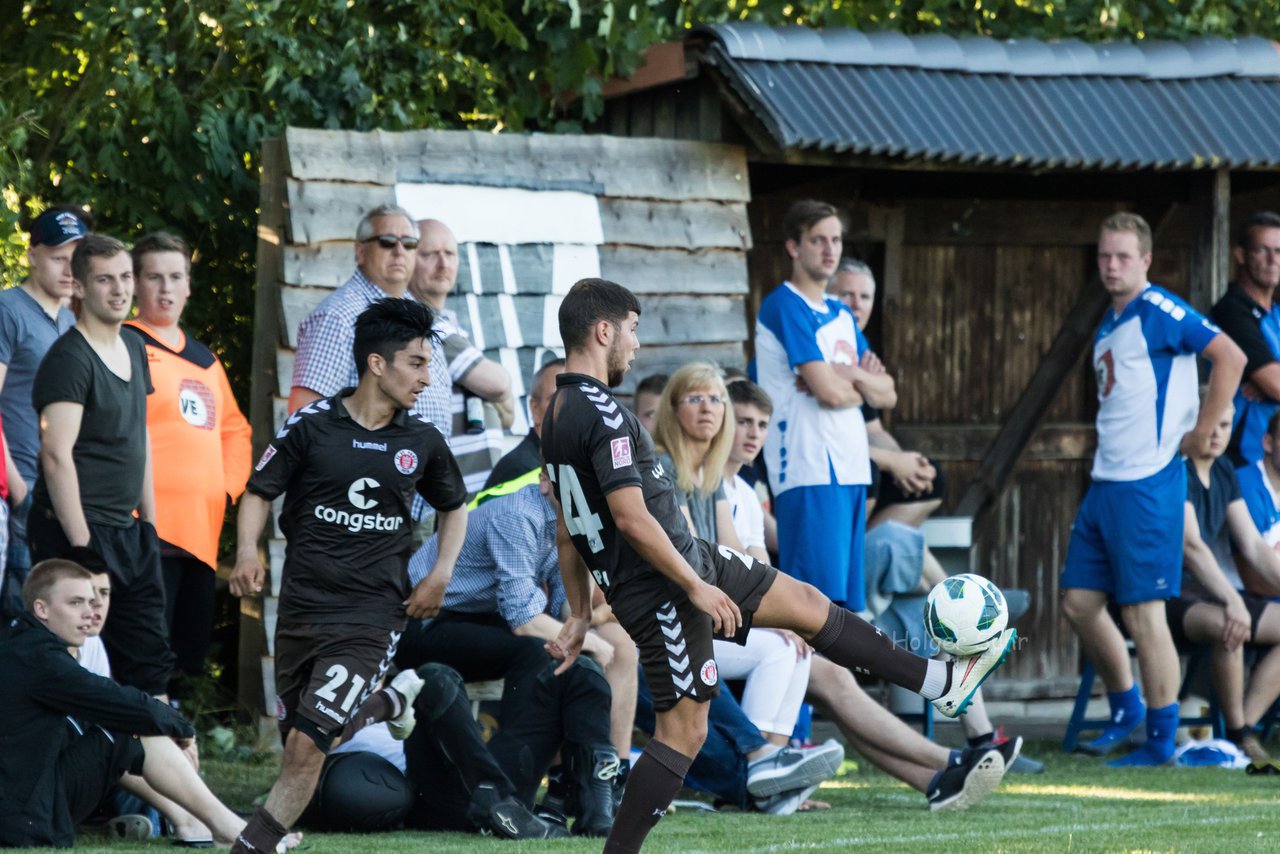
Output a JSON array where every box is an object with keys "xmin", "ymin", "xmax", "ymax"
[
  {"xmin": 948, "ymin": 749, "xmax": 963, "ymax": 767},
  {"xmin": 1107, "ymin": 685, "xmax": 1144, "ymax": 722},
  {"xmin": 1107, "ymin": 703, "xmax": 1178, "ymax": 767}
]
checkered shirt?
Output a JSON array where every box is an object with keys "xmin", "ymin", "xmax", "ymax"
[{"xmin": 407, "ymin": 483, "xmax": 566, "ymax": 629}]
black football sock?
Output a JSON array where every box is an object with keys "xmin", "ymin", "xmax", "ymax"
[
  {"xmin": 603, "ymin": 739, "xmax": 692, "ymax": 854},
  {"xmin": 809, "ymin": 601, "xmax": 929, "ymax": 693},
  {"xmin": 230, "ymin": 807, "xmax": 287, "ymax": 854},
  {"xmin": 338, "ymin": 689, "xmax": 400, "ymax": 740}
]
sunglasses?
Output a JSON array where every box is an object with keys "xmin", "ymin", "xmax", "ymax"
[{"xmin": 363, "ymin": 234, "xmax": 420, "ymax": 250}]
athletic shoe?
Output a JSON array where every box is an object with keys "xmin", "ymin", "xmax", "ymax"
[
  {"xmin": 932, "ymin": 629, "xmax": 1017, "ymax": 719},
  {"xmin": 386, "ymin": 668, "xmax": 425, "ymax": 740},
  {"xmin": 756, "ymin": 782, "xmax": 819, "ymax": 816},
  {"xmin": 105, "ymin": 814, "xmax": 153, "ymax": 841},
  {"xmin": 927, "ymin": 746, "xmax": 1006, "ymax": 812},
  {"xmin": 566, "ymin": 743, "xmax": 620, "ymax": 837},
  {"xmin": 1079, "ymin": 702, "xmax": 1146, "ymax": 756},
  {"xmin": 966, "ymin": 730, "xmax": 1040, "ymax": 773},
  {"xmin": 468, "ymin": 783, "xmax": 569, "ymax": 839},
  {"xmin": 746, "ymin": 739, "xmax": 845, "ymax": 798}
]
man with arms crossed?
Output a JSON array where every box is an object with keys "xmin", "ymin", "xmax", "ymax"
[
  {"xmin": 229, "ymin": 299, "xmax": 469, "ymax": 854},
  {"xmin": 541, "ymin": 279, "xmax": 1017, "ymax": 853},
  {"xmin": 1061, "ymin": 213, "xmax": 1245, "ymax": 765}
]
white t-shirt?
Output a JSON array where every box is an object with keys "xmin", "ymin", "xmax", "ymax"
[
  {"xmin": 77, "ymin": 636, "xmax": 112, "ymax": 678},
  {"xmin": 330, "ymin": 722, "xmax": 407, "ymax": 774},
  {"xmin": 723, "ymin": 472, "xmax": 766, "ymax": 552}
]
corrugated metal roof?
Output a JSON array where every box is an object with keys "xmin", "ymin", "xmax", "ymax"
[{"xmin": 692, "ymin": 24, "xmax": 1280, "ymax": 170}]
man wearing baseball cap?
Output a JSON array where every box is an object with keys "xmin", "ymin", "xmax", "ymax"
[{"xmin": 0, "ymin": 205, "xmax": 90, "ymax": 618}]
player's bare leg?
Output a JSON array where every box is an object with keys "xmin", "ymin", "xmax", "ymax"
[
  {"xmin": 604, "ymin": 697, "xmax": 706, "ymax": 854},
  {"xmin": 752, "ymin": 572, "xmax": 1015, "ymax": 717},
  {"xmin": 231, "ymin": 730, "xmax": 325, "ymax": 853}
]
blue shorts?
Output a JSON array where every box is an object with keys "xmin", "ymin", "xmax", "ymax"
[
  {"xmin": 775, "ymin": 482, "xmax": 866, "ymax": 610},
  {"xmin": 1060, "ymin": 457, "xmax": 1185, "ymax": 605}
]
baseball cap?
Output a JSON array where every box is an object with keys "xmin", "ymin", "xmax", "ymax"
[{"xmin": 30, "ymin": 209, "xmax": 89, "ymax": 247}]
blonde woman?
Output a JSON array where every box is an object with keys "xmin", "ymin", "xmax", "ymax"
[{"xmin": 653, "ymin": 363, "xmax": 826, "ymax": 808}]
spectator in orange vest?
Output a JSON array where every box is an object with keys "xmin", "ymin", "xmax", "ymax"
[{"xmin": 125, "ymin": 232, "xmax": 252, "ymax": 699}]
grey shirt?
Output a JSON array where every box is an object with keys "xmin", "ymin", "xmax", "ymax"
[
  {"xmin": 656, "ymin": 451, "xmax": 726, "ymax": 542},
  {"xmin": 0, "ymin": 287, "xmax": 74, "ymax": 484}
]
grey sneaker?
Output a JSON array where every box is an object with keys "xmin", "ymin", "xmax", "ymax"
[
  {"xmin": 927, "ymin": 746, "xmax": 1006, "ymax": 812},
  {"xmin": 756, "ymin": 782, "xmax": 820, "ymax": 816},
  {"xmin": 746, "ymin": 739, "xmax": 845, "ymax": 798}
]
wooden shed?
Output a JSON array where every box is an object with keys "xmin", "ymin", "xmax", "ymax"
[
  {"xmin": 243, "ymin": 128, "xmax": 754, "ymax": 717},
  {"xmin": 598, "ymin": 24, "xmax": 1280, "ymax": 695}
]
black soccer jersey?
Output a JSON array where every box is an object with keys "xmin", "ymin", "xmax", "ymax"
[
  {"xmin": 541, "ymin": 372, "xmax": 705, "ymax": 597},
  {"xmin": 247, "ymin": 390, "xmax": 467, "ymax": 629}
]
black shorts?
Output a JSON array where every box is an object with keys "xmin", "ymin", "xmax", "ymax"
[
  {"xmin": 61, "ymin": 723, "xmax": 146, "ymax": 826},
  {"xmin": 610, "ymin": 539, "xmax": 777, "ymax": 713},
  {"xmin": 274, "ymin": 621, "xmax": 403, "ymax": 746},
  {"xmin": 1166, "ymin": 591, "xmax": 1272, "ymax": 650}
]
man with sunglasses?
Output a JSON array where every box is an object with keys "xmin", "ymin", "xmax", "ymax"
[{"xmin": 290, "ymin": 205, "xmax": 452, "ymax": 438}]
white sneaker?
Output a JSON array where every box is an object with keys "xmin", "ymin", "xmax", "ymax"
[
  {"xmin": 746, "ymin": 739, "xmax": 844, "ymax": 798},
  {"xmin": 932, "ymin": 629, "xmax": 1017, "ymax": 719},
  {"xmin": 387, "ymin": 668, "xmax": 425, "ymax": 740}
]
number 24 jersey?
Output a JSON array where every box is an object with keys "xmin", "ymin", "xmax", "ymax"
[{"xmin": 540, "ymin": 372, "xmax": 705, "ymax": 596}]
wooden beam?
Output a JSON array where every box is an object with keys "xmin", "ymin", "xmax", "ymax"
[
  {"xmin": 954, "ymin": 282, "xmax": 1107, "ymax": 518},
  {"xmin": 894, "ymin": 423, "xmax": 1096, "ymax": 462},
  {"xmin": 1189, "ymin": 168, "xmax": 1231, "ymax": 313}
]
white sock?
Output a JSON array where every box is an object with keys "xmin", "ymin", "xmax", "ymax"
[{"xmin": 919, "ymin": 659, "xmax": 950, "ymax": 700}]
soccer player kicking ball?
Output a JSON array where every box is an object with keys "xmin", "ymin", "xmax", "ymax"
[
  {"xmin": 229, "ymin": 299, "xmax": 469, "ymax": 854},
  {"xmin": 542, "ymin": 279, "xmax": 1018, "ymax": 853}
]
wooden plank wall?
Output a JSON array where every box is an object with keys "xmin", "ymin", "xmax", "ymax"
[
  {"xmin": 748, "ymin": 193, "xmax": 1195, "ymax": 693},
  {"xmin": 246, "ymin": 128, "xmax": 753, "ymax": 716}
]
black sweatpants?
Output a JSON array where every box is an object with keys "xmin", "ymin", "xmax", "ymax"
[
  {"xmin": 395, "ymin": 610, "xmax": 614, "ymax": 804},
  {"xmin": 161, "ymin": 551, "xmax": 217, "ymax": 687}
]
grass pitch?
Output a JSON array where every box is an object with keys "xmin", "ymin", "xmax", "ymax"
[{"xmin": 64, "ymin": 743, "xmax": 1277, "ymax": 853}]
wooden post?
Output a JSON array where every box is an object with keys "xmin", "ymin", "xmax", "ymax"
[
  {"xmin": 1190, "ymin": 168, "xmax": 1231, "ymax": 313},
  {"xmin": 239, "ymin": 137, "xmax": 286, "ymax": 723}
]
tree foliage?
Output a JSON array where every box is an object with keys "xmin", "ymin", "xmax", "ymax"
[{"xmin": 3, "ymin": 1, "xmax": 1275, "ymax": 398}]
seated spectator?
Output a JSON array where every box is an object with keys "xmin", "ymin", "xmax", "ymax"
[
  {"xmin": 482, "ymin": 358, "xmax": 566, "ymax": 492},
  {"xmin": 401, "ymin": 479, "xmax": 627, "ymax": 836},
  {"xmin": 0, "ymin": 559, "xmax": 245, "ymax": 848},
  {"xmin": 124, "ymin": 232, "xmax": 252, "ymax": 700},
  {"xmin": 408, "ymin": 219, "xmax": 516, "ymax": 496},
  {"xmin": 1232, "ymin": 412, "xmax": 1280, "ymax": 598},
  {"xmin": 652, "ymin": 363, "xmax": 843, "ymax": 805},
  {"xmin": 63, "ymin": 547, "xmax": 246, "ymax": 845},
  {"xmin": 1168, "ymin": 407, "xmax": 1280, "ymax": 762},
  {"xmin": 305, "ymin": 662, "xmax": 566, "ymax": 839},
  {"xmin": 722, "ymin": 379, "xmax": 1025, "ymax": 803},
  {"xmin": 828, "ymin": 259, "xmax": 944, "ymax": 528},
  {"xmin": 631, "ymin": 372, "xmax": 668, "ymax": 435}
]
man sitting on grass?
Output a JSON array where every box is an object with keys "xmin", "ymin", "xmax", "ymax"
[{"xmin": 0, "ymin": 558, "xmax": 247, "ymax": 848}]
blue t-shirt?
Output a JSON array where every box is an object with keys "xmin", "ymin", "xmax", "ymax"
[
  {"xmin": 0, "ymin": 287, "xmax": 75, "ymax": 484},
  {"xmin": 755, "ymin": 281, "xmax": 871, "ymax": 495},
  {"xmin": 1091, "ymin": 285, "xmax": 1220, "ymax": 482},
  {"xmin": 1235, "ymin": 459, "xmax": 1280, "ymax": 550}
]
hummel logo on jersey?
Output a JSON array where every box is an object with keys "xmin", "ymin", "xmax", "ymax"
[
  {"xmin": 313, "ymin": 478, "xmax": 404, "ymax": 533},
  {"xmin": 657, "ymin": 601, "xmax": 696, "ymax": 697},
  {"xmin": 581, "ymin": 383, "xmax": 624, "ymax": 428},
  {"xmin": 653, "ymin": 460, "xmax": 665, "ymax": 480},
  {"xmin": 352, "ymin": 439, "xmax": 387, "ymax": 452}
]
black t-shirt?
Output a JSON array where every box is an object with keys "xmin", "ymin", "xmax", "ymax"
[
  {"xmin": 541, "ymin": 372, "xmax": 704, "ymax": 596},
  {"xmin": 1183, "ymin": 455, "xmax": 1241, "ymax": 599},
  {"xmin": 483, "ymin": 431, "xmax": 541, "ymax": 489},
  {"xmin": 1211, "ymin": 284, "xmax": 1274, "ymax": 379},
  {"xmin": 32, "ymin": 328, "xmax": 152, "ymax": 526},
  {"xmin": 247, "ymin": 391, "xmax": 467, "ymax": 629}
]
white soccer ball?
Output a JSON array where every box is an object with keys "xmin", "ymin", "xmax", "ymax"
[{"xmin": 924, "ymin": 574, "xmax": 1009, "ymax": 657}]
